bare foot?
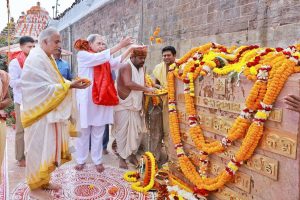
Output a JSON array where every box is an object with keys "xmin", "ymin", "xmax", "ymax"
[
  {"xmin": 112, "ymin": 140, "xmax": 119, "ymax": 156},
  {"xmin": 128, "ymin": 155, "xmax": 139, "ymax": 166},
  {"xmin": 119, "ymin": 158, "xmax": 128, "ymax": 169},
  {"xmin": 95, "ymin": 164, "xmax": 105, "ymax": 173},
  {"xmin": 74, "ymin": 163, "xmax": 85, "ymax": 171},
  {"xmin": 17, "ymin": 159, "xmax": 26, "ymax": 167},
  {"xmin": 29, "ymin": 188, "xmax": 53, "ymax": 200},
  {"xmin": 103, "ymin": 149, "xmax": 109, "ymax": 155},
  {"xmin": 42, "ymin": 183, "xmax": 61, "ymax": 191}
]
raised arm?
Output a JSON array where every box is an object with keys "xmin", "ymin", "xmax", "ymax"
[
  {"xmin": 110, "ymin": 45, "xmax": 148, "ymax": 70},
  {"xmin": 77, "ymin": 49, "xmax": 111, "ymax": 67},
  {"xmin": 120, "ymin": 45, "xmax": 147, "ymax": 63},
  {"xmin": 78, "ymin": 37, "xmax": 135, "ymax": 68},
  {"xmin": 110, "ymin": 36, "xmax": 133, "ymax": 56}
]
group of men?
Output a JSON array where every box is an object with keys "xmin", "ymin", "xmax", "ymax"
[
  {"xmin": 6, "ymin": 27, "xmax": 177, "ymax": 199},
  {"xmin": 3, "ymin": 26, "xmax": 300, "ymax": 200}
]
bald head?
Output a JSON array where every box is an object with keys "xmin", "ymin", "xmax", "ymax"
[
  {"xmin": 38, "ymin": 27, "xmax": 61, "ymax": 57},
  {"xmin": 87, "ymin": 34, "xmax": 107, "ymax": 52}
]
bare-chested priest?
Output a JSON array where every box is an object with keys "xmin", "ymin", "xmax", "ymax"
[{"xmin": 113, "ymin": 46, "xmax": 155, "ymax": 169}]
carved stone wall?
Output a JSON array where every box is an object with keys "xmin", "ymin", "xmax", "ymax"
[{"xmin": 169, "ymin": 74, "xmax": 300, "ymax": 200}]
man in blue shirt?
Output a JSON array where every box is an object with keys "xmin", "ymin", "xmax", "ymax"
[{"xmin": 53, "ymin": 48, "xmax": 73, "ymax": 80}]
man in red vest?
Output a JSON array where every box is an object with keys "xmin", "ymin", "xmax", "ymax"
[{"xmin": 8, "ymin": 36, "xmax": 35, "ymax": 167}]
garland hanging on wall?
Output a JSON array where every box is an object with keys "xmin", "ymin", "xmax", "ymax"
[{"xmin": 167, "ymin": 43, "xmax": 300, "ymax": 193}]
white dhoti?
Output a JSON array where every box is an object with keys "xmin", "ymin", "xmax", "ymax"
[
  {"xmin": 113, "ymin": 59, "xmax": 145, "ymax": 159},
  {"xmin": 21, "ymin": 47, "xmax": 75, "ymax": 189},
  {"xmin": 114, "ymin": 109, "xmax": 144, "ymax": 159}
]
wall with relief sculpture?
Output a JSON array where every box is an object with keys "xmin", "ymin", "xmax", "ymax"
[{"xmin": 168, "ymin": 73, "xmax": 300, "ymax": 200}]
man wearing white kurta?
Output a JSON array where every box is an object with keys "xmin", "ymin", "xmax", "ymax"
[
  {"xmin": 75, "ymin": 34, "xmax": 136, "ymax": 172},
  {"xmin": 8, "ymin": 36, "xmax": 35, "ymax": 167}
]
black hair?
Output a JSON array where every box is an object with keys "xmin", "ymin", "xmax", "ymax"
[
  {"xmin": 162, "ymin": 46, "xmax": 176, "ymax": 55},
  {"xmin": 19, "ymin": 36, "xmax": 35, "ymax": 45}
]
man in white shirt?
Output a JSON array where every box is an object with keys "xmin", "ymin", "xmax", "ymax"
[
  {"xmin": 75, "ymin": 34, "xmax": 140, "ymax": 173},
  {"xmin": 8, "ymin": 36, "xmax": 35, "ymax": 167}
]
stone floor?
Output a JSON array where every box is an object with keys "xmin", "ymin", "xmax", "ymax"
[{"xmin": 4, "ymin": 127, "xmax": 140, "ymax": 200}]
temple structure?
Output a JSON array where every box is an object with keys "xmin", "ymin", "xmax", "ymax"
[{"xmin": 13, "ymin": 2, "xmax": 50, "ymax": 39}]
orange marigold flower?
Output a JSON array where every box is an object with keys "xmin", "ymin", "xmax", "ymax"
[
  {"xmin": 149, "ymin": 36, "xmax": 155, "ymax": 41},
  {"xmin": 155, "ymin": 26, "xmax": 161, "ymax": 32},
  {"xmin": 108, "ymin": 187, "xmax": 119, "ymax": 195},
  {"xmin": 153, "ymin": 30, "xmax": 159, "ymax": 36}
]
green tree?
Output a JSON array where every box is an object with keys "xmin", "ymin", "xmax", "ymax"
[{"xmin": 0, "ymin": 54, "xmax": 8, "ymax": 71}]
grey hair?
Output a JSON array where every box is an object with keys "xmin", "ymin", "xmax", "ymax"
[
  {"xmin": 38, "ymin": 27, "xmax": 59, "ymax": 45},
  {"xmin": 87, "ymin": 34, "xmax": 107, "ymax": 44}
]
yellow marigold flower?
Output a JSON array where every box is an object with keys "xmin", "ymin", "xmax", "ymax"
[
  {"xmin": 89, "ymin": 184, "xmax": 95, "ymax": 189},
  {"xmin": 156, "ymin": 38, "xmax": 162, "ymax": 44},
  {"xmin": 295, "ymin": 44, "xmax": 300, "ymax": 51},
  {"xmin": 228, "ymin": 162, "xmax": 238, "ymax": 172},
  {"xmin": 256, "ymin": 111, "xmax": 267, "ymax": 119},
  {"xmin": 250, "ymin": 67, "xmax": 258, "ymax": 75}
]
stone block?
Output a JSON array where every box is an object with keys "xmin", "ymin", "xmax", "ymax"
[
  {"xmin": 240, "ymin": 2, "xmax": 258, "ymax": 16},
  {"xmin": 222, "ymin": 7, "xmax": 241, "ymax": 20},
  {"xmin": 237, "ymin": 0, "xmax": 257, "ymax": 6},
  {"xmin": 220, "ymin": 0, "xmax": 237, "ymax": 10},
  {"xmin": 207, "ymin": 12, "xmax": 220, "ymax": 23},
  {"xmin": 208, "ymin": 1, "xmax": 220, "ymax": 13},
  {"xmin": 220, "ymin": 18, "xmax": 249, "ymax": 33}
]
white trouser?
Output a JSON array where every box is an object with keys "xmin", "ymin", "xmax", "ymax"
[{"xmin": 76, "ymin": 125, "xmax": 105, "ymax": 165}]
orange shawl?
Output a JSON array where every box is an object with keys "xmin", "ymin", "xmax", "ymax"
[{"xmin": 9, "ymin": 51, "xmax": 26, "ymax": 68}]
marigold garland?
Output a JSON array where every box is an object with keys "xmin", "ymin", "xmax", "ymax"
[
  {"xmin": 167, "ymin": 43, "xmax": 300, "ymax": 193},
  {"xmin": 123, "ymin": 152, "xmax": 156, "ymax": 193},
  {"xmin": 124, "ymin": 171, "xmax": 139, "ymax": 182}
]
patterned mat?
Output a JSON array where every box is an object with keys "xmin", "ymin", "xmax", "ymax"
[
  {"xmin": 0, "ymin": 149, "xmax": 7, "ymax": 200},
  {"xmin": 11, "ymin": 164, "xmax": 150, "ymax": 200}
]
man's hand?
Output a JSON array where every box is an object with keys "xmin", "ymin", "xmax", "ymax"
[
  {"xmin": 119, "ymin": 36, "xmax": 134, "ymax": 48},
  {"xmin": 284, "ymin": 94, "xmax": 300, "ymax": 112},
  {"xmin": 145, "ymin": 87, "xmax": 156, "ymax": 93},
  {"xmin": 70, "ymin": 79, "xmax": 91, "ymax": 89},
  {"xmin": 130, "ymin": 44, "xmax": 147, "ymax": 50},
  {"xmin": 154, "ymin": 84, "xmax": 163, "ymax": 89}
]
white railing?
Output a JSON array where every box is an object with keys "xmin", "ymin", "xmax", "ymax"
[{"xmin": 49, "ymin": 0, "xmax": 112, "ymax": 31}]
